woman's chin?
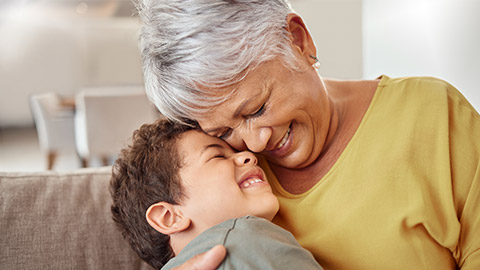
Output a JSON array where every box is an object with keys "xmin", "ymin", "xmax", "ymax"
[
  {"xmin": 267, "ymin": 148, "xmax": 314, "ymax": 169},
  {"xmin": 268, "ymin": 157, "xmax": 300, "ymax": 170}
]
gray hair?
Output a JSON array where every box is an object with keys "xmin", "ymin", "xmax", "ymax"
[{"xmin": 137, "ymin": 0, "xmax": 296, "ymax": 124}]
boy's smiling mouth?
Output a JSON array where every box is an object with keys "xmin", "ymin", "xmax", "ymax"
[
  {"xmin": 238, "ymin": 168, "xmax": 266, "ymax": 189},
  {"xmin": 239, "ymin": 177, "xmax": 264, "ymax": 188}
]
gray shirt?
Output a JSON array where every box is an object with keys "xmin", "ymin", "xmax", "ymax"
[{"xmin": 162, "ymin": 216, "xmax": 323, "ymax": 270}]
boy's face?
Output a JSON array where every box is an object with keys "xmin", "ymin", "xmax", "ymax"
[{"xmin": 177, "ymin": 130, "xmax": 279, "ymax": 230}]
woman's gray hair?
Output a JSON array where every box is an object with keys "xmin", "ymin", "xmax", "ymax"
[{"xmin": 137, "ymin": 0, "xmax": 296, "ymax": 124}]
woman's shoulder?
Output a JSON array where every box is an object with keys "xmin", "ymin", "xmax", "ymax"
[
  {"xmin": 376, "ymin": 75, "xmax": 456, "ymax": 94},
  {"xmin": 324, "ymin": 75, "xmax": 458, "ymax": 97},
  {"xmin": 376, "ymin": 75, "xmax": 476, "ymax": 112}
]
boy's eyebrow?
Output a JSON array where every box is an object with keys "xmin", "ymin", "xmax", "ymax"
[{"xmin": 200, "ymin": 143, "xmax": 224, "ymax": 156}]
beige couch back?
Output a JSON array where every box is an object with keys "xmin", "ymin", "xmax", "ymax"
[{"xmin": 0, "ymin": 167, "xmax": 153, "ymax": 270}]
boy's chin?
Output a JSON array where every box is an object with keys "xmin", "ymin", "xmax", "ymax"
[{"xmin": 255, "ymin": 203, "xmax": 280, "ymax": 221}]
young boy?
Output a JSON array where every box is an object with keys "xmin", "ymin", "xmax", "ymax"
[{"xmin": 110, "ymin": 119, "xmax": 323, "ymax": 270}]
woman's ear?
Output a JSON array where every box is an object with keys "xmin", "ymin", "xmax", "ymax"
[
  {"xmin": 146, "ymin": 202, "xmax": 191, "ymax": 235},
  {"xmin": 286, "ymin": 13, "xmax": 317, "ymax": 64}
]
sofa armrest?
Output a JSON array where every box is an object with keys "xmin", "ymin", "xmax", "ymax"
[{"xmin": 0, "ymin": 167, "xmax": 153, "ymax": 270}]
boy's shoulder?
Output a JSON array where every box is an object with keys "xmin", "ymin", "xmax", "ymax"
[
  {"xmin": 165, "ymin": 216, "xmax": 277, "ymax": 265},
  {"xmin": 163, "ymin": 216, "xmax": 322, "ymax": 270},
  {"xmin": 162, "ymin": 216, "xmax": 265, "ymax": 269}
]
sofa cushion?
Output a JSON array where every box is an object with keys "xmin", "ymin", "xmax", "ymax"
[{"xmin": 0, "ymin": 167, "xmax": 153, "ymax": 270}]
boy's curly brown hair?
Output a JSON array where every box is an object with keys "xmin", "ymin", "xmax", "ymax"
[{"xmin": 110, "ymin": 119, "xmax": 198, "ymax": 269}]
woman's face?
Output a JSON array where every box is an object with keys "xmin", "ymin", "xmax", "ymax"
[{"xmin": 197, "ymin": 57, "xmax": 333, "ymax": 169}]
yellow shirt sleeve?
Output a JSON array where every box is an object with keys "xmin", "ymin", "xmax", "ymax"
[{"xmin": 260, "ymin": 76, "xmax": 480, "ymax": 270}]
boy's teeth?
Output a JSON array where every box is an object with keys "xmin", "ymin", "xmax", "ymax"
[{"xmin": 240, "ymin": 178, "xmax": 263, "ymax": 188}]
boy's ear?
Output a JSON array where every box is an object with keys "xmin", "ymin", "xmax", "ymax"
[
  {"xmin": 146, "ymin": 202, "xmax": 190, "ymax": 235},
  {"xmin": 286, "ymin": 13, "xmax": 317, "ymax": 64}
]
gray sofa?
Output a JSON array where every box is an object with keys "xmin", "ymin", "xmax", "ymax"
[{"xmin": 0, "ymin": 166, "xmax": 154, "ymax": 269}]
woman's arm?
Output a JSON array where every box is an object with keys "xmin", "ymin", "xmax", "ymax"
[{"xmin": 447, "ymin": 86, "xmax": 480, "ymax": 269}]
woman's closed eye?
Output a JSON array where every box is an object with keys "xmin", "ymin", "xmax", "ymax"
[
  {"xmin": 215, "ymin": 102, "xmax": 267, "ymax": 141},
  {"xmin": 246, "ymin": 103, "xmax": 266, "ymax": 119},
  {"xmin": 219, "ymin": 128, "xmax": 233, "ymax": 140}
]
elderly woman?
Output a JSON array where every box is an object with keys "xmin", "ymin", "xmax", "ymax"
[{"xmin": 137, "ymin": 0, "xmax": 480, "ymax": 269}]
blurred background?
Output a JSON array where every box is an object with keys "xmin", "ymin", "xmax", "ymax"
[{"xmin": 1, "ymin": 0, "xmax": 479, "ymax": 172}]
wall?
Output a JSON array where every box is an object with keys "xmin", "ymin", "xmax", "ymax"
[
  {"xmin": 0, "ymin": 9, "xmax": 143, "ymax": 127},
  {"xmin": 363, "ymin": 0, "xmax": 480, "ymax": 110},
  {"xmin": 7, "ymin": 1, "xmax": 477, "ymax": 127},
  {"xmin": 0, "ymin": 0, "xmax": 364, "ymax": 127},
  {"xmin": 290, "ymin": 0, "xmax": 363, "ymax": 80}
]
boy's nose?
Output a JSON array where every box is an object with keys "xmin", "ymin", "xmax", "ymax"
[{"xmin": 235, "ymin": 151, "xmax": 258, "ymax": 166}]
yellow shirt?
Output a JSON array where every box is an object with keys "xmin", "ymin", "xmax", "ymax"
[{"xmin": 260, "ymin": 76, "xmax": 480, "ymax": 269}]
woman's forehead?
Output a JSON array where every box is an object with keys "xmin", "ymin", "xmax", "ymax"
[
  {"xmin": 195, "ymin": 57, "xmax": 277, "ymax": 96},
  {"xmin": 197, "ymin": 87, "xmax": 262, "ymax": 119},
  {"xmin": 196, "ymin": 102, "xmax": 235, "ymax": 130},
  {"xmin": 193, "ymin": 59, "xmax": 282, "ymax": 125}
]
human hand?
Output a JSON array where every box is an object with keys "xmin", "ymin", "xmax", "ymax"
[{"xmin": 172, "ymin": 245, "xmax": 226, "ymax": 270}]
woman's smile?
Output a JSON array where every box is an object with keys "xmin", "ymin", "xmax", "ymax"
[{"xmin": 268, "ymin": 124, "xmax": 293, "ymax": 157}]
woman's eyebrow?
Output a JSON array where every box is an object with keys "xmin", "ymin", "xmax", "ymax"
[
  {"xmin": 233, "ymin": 94, "xmax": 261, "ymax": 118},
  {"xmin": 234, "ymin": 84, "xmax": 272, "ymax": 117}
]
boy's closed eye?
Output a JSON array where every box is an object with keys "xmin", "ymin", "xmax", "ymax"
[
  {"xmin": 201, "ymin": 143, "xmax": 231, "ymax": 162},
  {"xmin": 211, "ymin": 153, "xmax": 226, "ymax": 160}
]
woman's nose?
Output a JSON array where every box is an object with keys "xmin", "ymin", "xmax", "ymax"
[
  {"xmin": 239, "ymin": 126, "xmax": 272, "ymax": 153},
  {"xmin": 234, "ymin": 151, "xmax": 258, "ymax": 166}
]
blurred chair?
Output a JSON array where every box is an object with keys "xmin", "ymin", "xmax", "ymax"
[
  {"xmin": 74, "ymin": 86, "xmax": 162, "ymax": 167},
  {"xmin": 29, "ymin": 92, "xmax": 76, "ymax": 170}
]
